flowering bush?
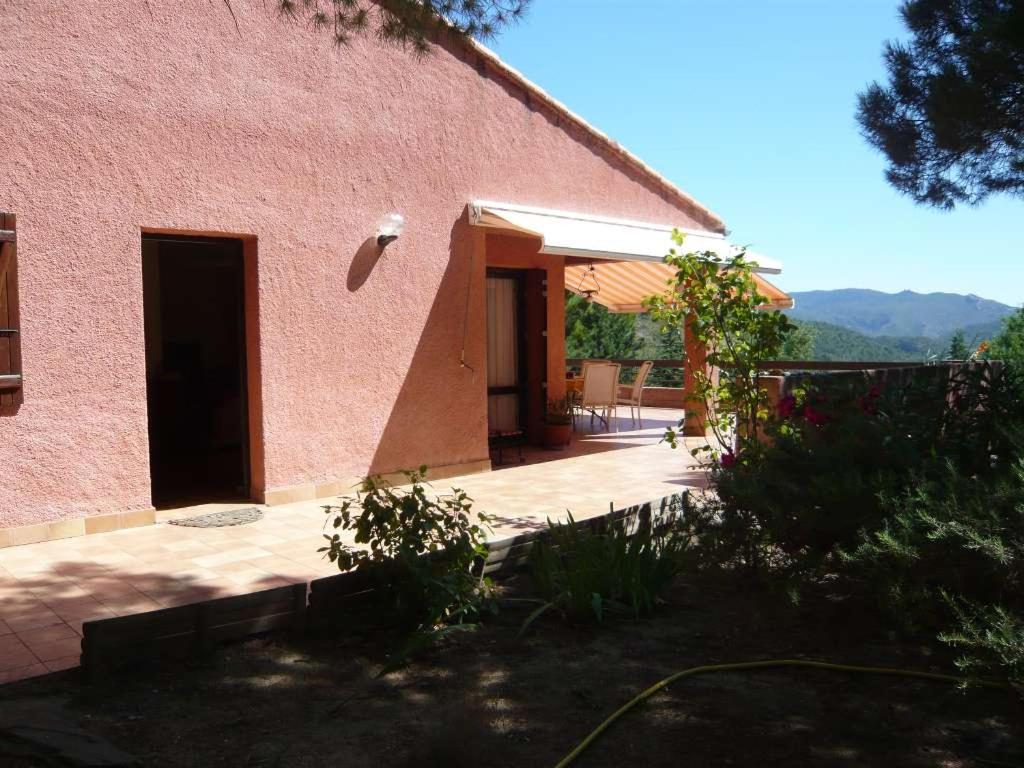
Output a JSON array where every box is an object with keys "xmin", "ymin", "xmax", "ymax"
[
  {"xmin": 643, "ymin": 230, "xmax": 794, "ymax": 464},
  {"xmin": 681, "ymin": 361, "xmax": 1024, "ymax": 684}
]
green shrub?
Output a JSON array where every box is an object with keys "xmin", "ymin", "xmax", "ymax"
[
  {"xmin": 942, "ymin": 601, "xmax": 1024, "ymax": 684},
  {"xmin": 840, "ymin": 456, "xmax": 1024, "ymax": 682},
  {"xmin": 522, "ymin": 510, "xmax": 688, "ymax": 632},
  {"xmin": 320, "ymin": 467, "xmax": 494, "ymax": 635},
  {"xmin": 685, "ymin": 362, "xmax": 1024, "ymax": 683}
]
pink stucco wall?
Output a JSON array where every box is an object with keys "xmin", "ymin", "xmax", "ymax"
[{"xmin": 0, "ymin": 1, "xmax": 718, "ymax": 528}]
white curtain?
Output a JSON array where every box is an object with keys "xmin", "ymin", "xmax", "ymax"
[{"xmin": 487, "ymin": 276, "xmax": 520, "ymax": 432}]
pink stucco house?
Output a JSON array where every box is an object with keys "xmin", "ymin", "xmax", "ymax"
[{"xmin": 0, "ymin": 2, "xmax": 787, "ymax": 547}]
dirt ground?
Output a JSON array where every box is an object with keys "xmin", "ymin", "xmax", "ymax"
[{"xmin": 2, "ymin": 573, "xmax": 1022, "ymax": 768}]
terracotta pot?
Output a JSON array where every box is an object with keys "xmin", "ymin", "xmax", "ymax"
[{"xmin": 543, "ymin": 423, "xmax": 572, "ymax": 450}]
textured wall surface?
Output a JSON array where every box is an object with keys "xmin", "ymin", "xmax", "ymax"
[{"xmin": 0, "ymin": 0, "xmax": 718, "ymax": 527}]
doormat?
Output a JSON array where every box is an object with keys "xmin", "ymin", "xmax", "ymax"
[{"xmin": 167, "ymin": 507, "xmax": 264, "ymax": 528}]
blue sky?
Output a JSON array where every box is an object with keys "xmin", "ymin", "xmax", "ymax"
[{"xmin": 489, "ymin": 0, "xmax": 1023, "ymax": 307}]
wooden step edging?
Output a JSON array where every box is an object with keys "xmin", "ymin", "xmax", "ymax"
[
  {"xmin": 80, "ymin": 583, "xmax": 307, "ymax": 681},
  {"xmin": 80, "ymin": 492, "xmax": 688, "ymax": 678}
]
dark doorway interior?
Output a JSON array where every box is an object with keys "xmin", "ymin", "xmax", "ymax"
[
  {"xmin": 486, "ymin": 267, "xmax": 547, "ymax": 445},
  {"xmin": 142, "ymin": 235, "xmax": 249, "ymax": 507}
]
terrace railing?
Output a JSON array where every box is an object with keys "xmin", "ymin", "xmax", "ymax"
[
  {"xmin": 566, "ymin": 359, "xmax": 978, "ymax": 406},
  {"xmin": 567, "ymin": 358, "xmax": 966, "ymax": 373}
]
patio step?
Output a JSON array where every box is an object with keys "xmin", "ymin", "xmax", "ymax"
[{"xmin": 80, "ymin": 493, "xmax": 687, "ymax": 679}]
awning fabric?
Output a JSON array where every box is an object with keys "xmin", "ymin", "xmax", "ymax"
[
  {"xmin": 469, "ymin": 200, "xmax": 782, "ymax": 274},
  {"xmin": 564, "ymin": 260, "xmax": 794, "ymax": 313}
]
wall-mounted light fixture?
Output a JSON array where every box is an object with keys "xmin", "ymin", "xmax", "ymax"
[
  {"xmin": 576, "ymin": 262, "xmax": 600, "ymax": 302},
  {"xmin": 376, "ymin": 212, "xmax": 405, "ymax": 248}
]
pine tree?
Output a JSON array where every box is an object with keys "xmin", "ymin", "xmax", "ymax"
[
  {"xmin": 947, "ymin": 328, "xmax": 969, "ymax": 360},
  {"xmin": 989, "ymin": 308, "xmax": 1024, "ymax": 370},
  {"xmin": 779, "ymin": 321, "xmax": 816, "ymax": 361},
  {"xmin": 270, "ymin": 0, "xmax": 530, "ymax": 51},
  {"xmin": 648, "ymin": 325, "xmax": 684, "ymax": 387},
  {"xmin": 857, "ymin": 0, "xmax": 1024, "ymax": 208},
  {"xmin": 564, "ymin": 293, "xmax": 642, "ymax": 361}
]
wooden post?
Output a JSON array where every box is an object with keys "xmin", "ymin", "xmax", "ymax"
[
  {"xmin": 0, "ymin": 211, "xmax": 22, "ymax": 415},
  {"xmin": 682, "ymin": 314, "xmax": 710, "ymax": 437}
]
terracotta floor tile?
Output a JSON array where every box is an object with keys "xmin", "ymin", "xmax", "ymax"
[
  {"xmin": 81, "ymin": 579, "xmax": 149, "ymax": 601},
  {"xmin": 192, "ymin": 547, "xmax": 275, "ymax": 569},
  {"xmin": 18, "ymin": 621, "xmax": 78, "ymax": 647},
  {"xmin": 67, "ymin": 613, "xmax": 117, "ymax": 636},
  {"xmin": 44, "ymin": 654, "xmax": 80, "ymax": 673},
  {"xmin": 220, "ymin": 568, "xmax": 275, "ymax": 586},
  {"xmin": 4, "ymin": 608, "xmax": 64, "ymax": 633},
  {"xmin": 165, "ymin": 566, "xmax": 222, "ymax": 582},
  {"xmin": 161, "ymin": 540, "xmax": 219, "ymax": 555},
  {"xmin": 44, "ymin": 595, "xmax": 114, "ymax": 620},
  {"xmin": 208, "ymin": 559, "xmax": 267, "ymax": 575},
  {"xmin": 96, "ymin": 591, "xmax": 163, "ymax": 617},
  {"xmin": 26, "ymin": 636, "xmax": 82, "ymax": 662},
  {"xmin": 249, "ymin": 562, "xmax": 322, "ymax": 582},
  {"xmin": 26, "ymin": 580, "xmax": 92, "ymax": 601},
  {"xmin": 87, "ymin": 551, "xmax": 144, "ymax": 567},
  {"xmin": 143, "ymin": 585, "xmax": 223, "ymax": 609},
  {"xmin": 0, "ymin": 662, "xmax": 48, "ymax": 683},
  {"xmin": 240, "ymin": 533, "xmax": 288, "ymax": 547},
  {"xmin": 0, "ymin": 634, "xmax": 39, "ymax": 670}
]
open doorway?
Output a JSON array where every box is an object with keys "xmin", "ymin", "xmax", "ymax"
[
  {"xmin": 142, "ymin": 234, "xmax": 250, "ymax": 507},
  {"xmin": 486, "ymin": 267, "xmax": 547, "ymax": 446}
]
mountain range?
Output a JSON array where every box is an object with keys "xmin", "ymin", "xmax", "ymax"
[
  {"xmin": 788, "ymin": 289, "xmax": 1015, "ymax": 338},
  {"xmin": 785, "ymin": 289, "xmax": 1018, "ymax": 362}
]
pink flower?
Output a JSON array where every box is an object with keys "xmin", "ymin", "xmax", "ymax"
[
  {"xmin": 802, "ymin": 405, "xmax": 828, "ymax": 426},
  {"xmin": 720, "ymin": 451, "xmax": 737, "ymax": 469},
  {"xmin": 858, "ymin": 385, "xmax": 882, "ymax": 415},
  {"xmin": 777, "ymin": 395, "xmax": 797, "ymax": 418}
]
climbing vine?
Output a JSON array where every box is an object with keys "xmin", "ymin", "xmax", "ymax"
[{"xmin": 643, "ymin": 231, "xmax": 794, "ymax": 463}]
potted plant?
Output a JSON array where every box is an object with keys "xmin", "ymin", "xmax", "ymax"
[{"xmin": 543, "ymin": 397, "xmax": 573, "ymax": 450}]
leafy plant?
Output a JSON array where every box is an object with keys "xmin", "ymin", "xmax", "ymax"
[
  {"xmin": 320, "ymin": 467, "xmax": 495, "ymax": 643},
  {"xmin": 520, "ymin": 510, "xmax": 688, "ymax": 634},
  {"xmin": 545, "ymin": 397, "xmax": 573, "ymax": 426},
  {"xmin": 644, "ymin": 231, "xmax": 795, "ymax": 463}
]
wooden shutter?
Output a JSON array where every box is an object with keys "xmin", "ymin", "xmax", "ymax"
[{"xmin": 0, "ymin": 211, "xmax": 22, "ymax": 414}]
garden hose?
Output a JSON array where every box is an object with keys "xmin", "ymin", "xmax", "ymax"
[{"xmin": 552, "ymin": 658, "xmax": 1010, "ymax": 768}]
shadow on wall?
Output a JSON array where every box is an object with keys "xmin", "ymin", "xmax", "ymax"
[
  {"xmin": 367, "ymin": 213, "xmax": 487, "ymax": 476},
  {"xmin": 346, "ymin": 238, "xmax": 385, "ymax": 293}
]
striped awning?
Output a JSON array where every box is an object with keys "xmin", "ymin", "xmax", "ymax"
[{"xmin": 565, "ymin": 260, "xmax": 794, "ymax": 313}]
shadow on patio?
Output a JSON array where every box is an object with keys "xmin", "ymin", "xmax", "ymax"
[
  {"xmin": 3, "ymin": 570, "xmax": 1019, "ymax": 768},
  {"xmin": 0, "ymin": 405, "xmax": 706, "ymax": 686}
]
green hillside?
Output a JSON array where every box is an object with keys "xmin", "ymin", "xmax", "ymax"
[
  {"xmin": 788, "ymin": 289, "xmax": 1015, "ymax": 338},
  {"xmin": 797, "ymin": 320, "xmax": 934, "ymax": 362},
  {"xmin": 567, "ymin": 293, "xmax": 1009, "ymax": 366},
  {"xmin": 790, "ymin": 319, "xmax": 1006, "ymax": 362}
]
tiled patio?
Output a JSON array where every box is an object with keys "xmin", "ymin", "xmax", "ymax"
[{"xmin": 0, "ymin": 408, "xmax": 707, "ymax": 684}]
